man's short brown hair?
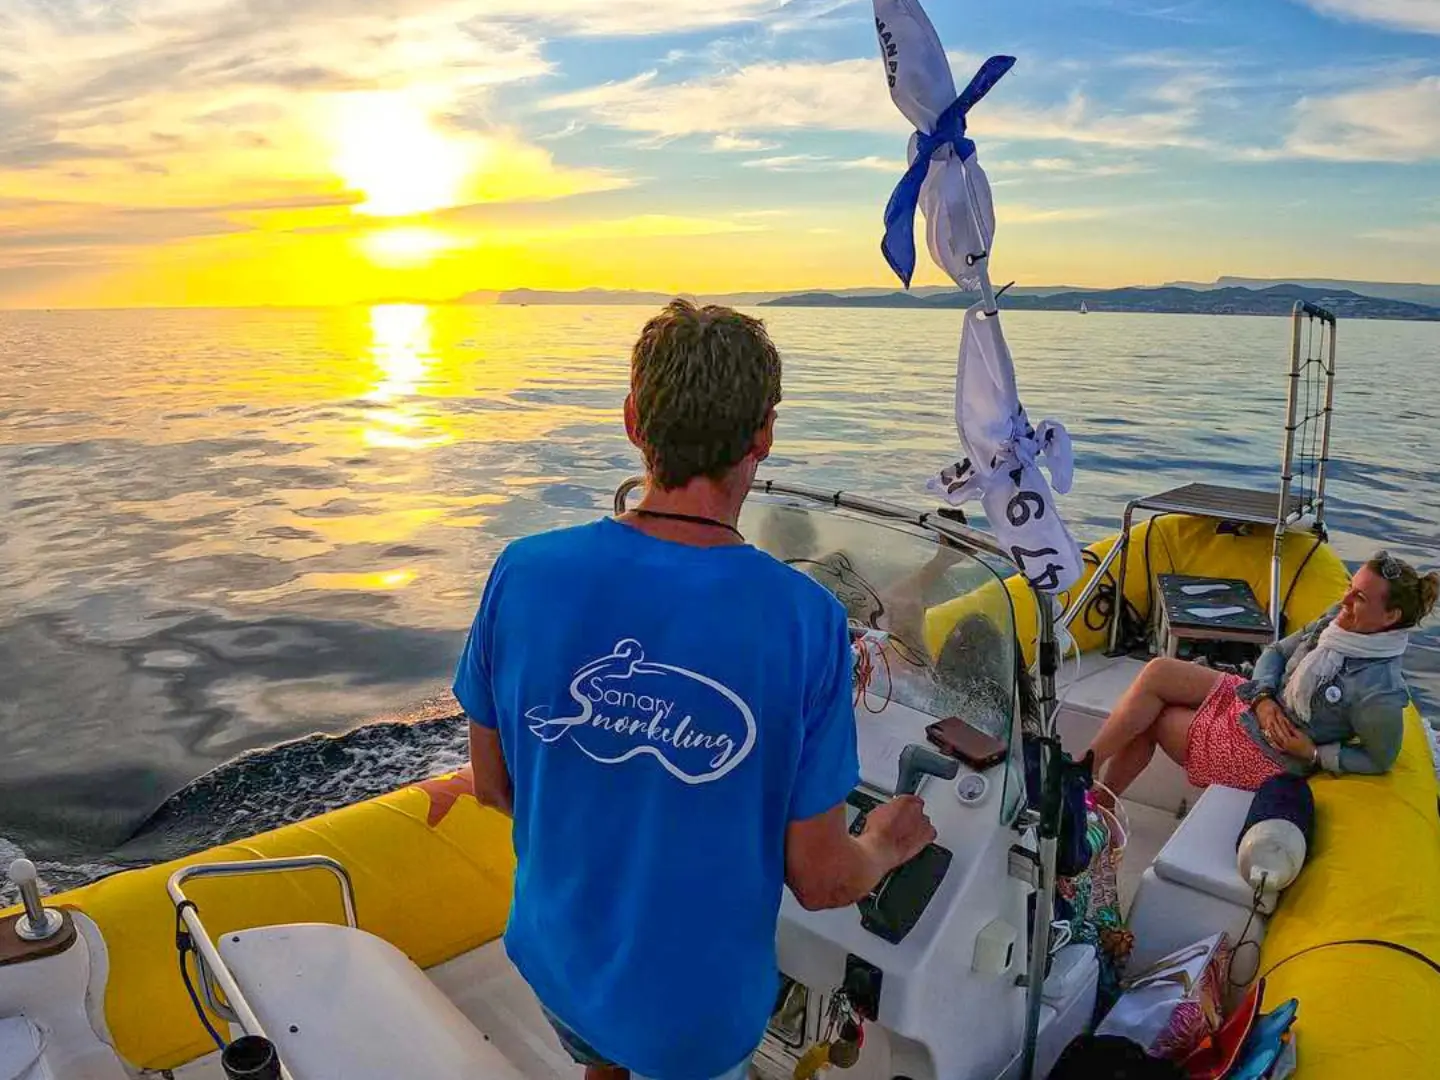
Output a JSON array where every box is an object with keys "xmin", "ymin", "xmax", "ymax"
[{"xmin": 630, "ymin": 299, "xmax": 782, "ymax": 489}]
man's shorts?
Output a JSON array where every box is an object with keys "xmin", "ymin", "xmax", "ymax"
[{"xmin": 541, "ymin": 1005, "xmax": 754, "ymax": 1080}]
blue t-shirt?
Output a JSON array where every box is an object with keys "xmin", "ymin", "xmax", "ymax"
[{"xmin": 453, "ymin": 518, "xmax": 859, "ymax": 1080}]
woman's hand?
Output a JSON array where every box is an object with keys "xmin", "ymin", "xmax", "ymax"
[
  {"xmin": 1256, "ymin": 698, "xmax": 1317, "ymax": 763},
  {"xmin": 1270, "ymin": 722, "xmax": 1317, "ymax": 763},
  {"xmin": 1254, "ymin": 697, "xmax": 1287, "ymax": 742}
]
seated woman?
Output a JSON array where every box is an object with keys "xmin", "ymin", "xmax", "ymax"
[{"xmin": 1090, "ymin": 552, "xmax": 1438, "ymax": 794}]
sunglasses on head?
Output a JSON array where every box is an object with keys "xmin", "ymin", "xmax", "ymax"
[{"xmin": 1375, "ymin": 552, "xmax": 1405, "ymax": 581}]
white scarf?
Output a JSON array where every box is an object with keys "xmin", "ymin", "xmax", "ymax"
[{"xmin": 1282, "ymin": 621, "xmax": 1409, "ymax": 724}]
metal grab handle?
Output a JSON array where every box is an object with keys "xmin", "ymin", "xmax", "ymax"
[
  {"xmin": 167, "ymin": 855, "xmax": 358, "ymax": 1080},
  {"xmin": 167, "ymin": 855, "xmax": 358, "ymax": 927}
]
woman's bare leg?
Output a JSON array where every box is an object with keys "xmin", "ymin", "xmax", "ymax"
[
  {"xmin": 1089, "ymin": 658, "xmax": 1220, "ymax": 763},
  {"xmin": 1101, "ymin": 704, "xmax": 1197, "ymax": 797},
  {"xmin": 1087, "ymin": 659, "xmax": 1220, "ymax": 795},
  {"xmin": 1101, "ymin": 732, "xmax": 1156, "ymax": 797},
  {"xmin": 1154, "ymin": 705, "xmax": 1197, "ymax": 768}
]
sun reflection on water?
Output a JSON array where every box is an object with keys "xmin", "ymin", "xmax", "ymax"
[{"xmin": 364, "ymin": 303, "xmax": 453, "ymax": 450}]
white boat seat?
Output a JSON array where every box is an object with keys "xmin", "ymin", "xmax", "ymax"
[
  {"xmin": 1126, "ymin": 785, "xmax": 1271, "ymax": 971},
  {"xmin": 1152, "ymin": 785, "xmax": 1258, "ymax": 908},
  {"xmin": 219, "ymin": 922, "xmax": 527, "ymax": 1080}
]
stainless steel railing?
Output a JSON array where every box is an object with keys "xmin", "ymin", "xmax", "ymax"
[{"xmin": 167, "ymin": 855, "xmax": 358, "ymax": 1079}]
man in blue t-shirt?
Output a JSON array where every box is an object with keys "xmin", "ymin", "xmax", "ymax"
[{"xmin": 453, "ymin": 300, "xmax": 935, "ymax": 1080}]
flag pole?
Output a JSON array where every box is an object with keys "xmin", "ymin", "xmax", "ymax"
[{"xmin": 1021, "ymin": 597, "xmax": 1061, "ymax": 1080}]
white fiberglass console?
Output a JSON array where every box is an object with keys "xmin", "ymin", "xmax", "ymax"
[{"xmin": 740, "ymin": 496, "xmax": 1044, "ymax": 1080}]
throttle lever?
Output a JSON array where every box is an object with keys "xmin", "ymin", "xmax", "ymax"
[{"xmin": 895, "ymin": 743, "xmax": 959, "ymax": 796}]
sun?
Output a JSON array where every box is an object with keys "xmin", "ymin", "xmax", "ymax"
[{"xmin": 332, "ymin": 93, "xmax": 477, "ymax": 217}]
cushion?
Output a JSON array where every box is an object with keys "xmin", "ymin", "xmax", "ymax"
[{"xmin": 1152, "ymin": 785, "xmax": 1256, "ymax": 908}]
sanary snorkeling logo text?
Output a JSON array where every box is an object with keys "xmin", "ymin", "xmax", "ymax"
[{"xmin": 525, "ymin": 639, "xmax": 756, "ymax": 784}]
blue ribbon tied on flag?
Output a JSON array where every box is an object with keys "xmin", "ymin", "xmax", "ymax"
[{"xmin": 881, "ymin": 54, "xmax": 1016, "ymax": 288}]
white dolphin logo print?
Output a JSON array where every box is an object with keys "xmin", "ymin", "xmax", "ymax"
[{"xmin": 526, "ymin": 639, "xmax": 756, "ymax": 784}]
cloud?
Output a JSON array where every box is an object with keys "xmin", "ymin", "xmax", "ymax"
[
  {"xmin": 0, "ymin": 1, "xmax": 622, "ymax": 235},
  {"xmin": 543, "ymin": 62, "xmax": 899, "ymax": 137},
  {"xmin": 1002, "ymin": 205, "xmax": 1110, "ymax": 224},
  {"xmin": 741, "ymin": 153, "xmax": 902, "ymax": 172},
  {"xmin": 0, "ymin": 1, "xmax": 554, "ymax": 183},
  {"xmin": 444, "ymin": 213, "xmax": 770, "ymax": 247},
  {"xmin": 1300, "ymin": 0, "xmax": 1440, "ymax": 34},
  {"xmin": 742, "ymin": 154, "xmax": 829, "ymax": 171},
  {"xmin": 543, "ymin": 58, "xmax": 1212, "ymax": 150},
  {"xmin": 999, "ymin": 156, "xmax": 1152, "ymax": 176},
  {"xmin": 0, "ymin": 201, "xmax": 253, "ymax": 262},
  {"xmin": 710, "ymin": 134, "xmax": 781, "ymax": 152},
  {"xmin": 463, "ymin": 131, "xmax": 633, "ymax": 203},
  {"xmin": 486, "ymin": 0, "xmax": 784, "ymax": 36},
  {"xmin": 1282, "ymin": 76, "xmax": 1440, "ymax": 160},
  {"xmin": 1362, "ymin": 221, "xmax": 1440, "ymax": 243}
]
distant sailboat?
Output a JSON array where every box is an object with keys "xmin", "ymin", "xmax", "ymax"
[{"xmin": 1079, "ymin": 301, "xmax": 1089, "ymax": 315}]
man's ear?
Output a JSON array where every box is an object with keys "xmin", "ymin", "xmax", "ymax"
[
  {"xmin": 623, "ymin": 393, "xmax": 642, "ymax": 450},
  {"xmin": 751, "ymin": 408, "xmax": 776, "ymax": 463}
]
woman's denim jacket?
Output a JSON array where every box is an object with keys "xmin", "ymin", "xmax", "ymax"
[{"xmin": 1235, "ymin": 606, "xmax": 1411, "ymax": 775}]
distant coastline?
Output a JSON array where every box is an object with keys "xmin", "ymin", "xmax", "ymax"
[
  {"xmin": 758, "ymin": 284, "xmax": 1440, "ymax": 321},
  {"xmin": 466, "ymin": 276, "xmax": 1440, "ymax": 321}
]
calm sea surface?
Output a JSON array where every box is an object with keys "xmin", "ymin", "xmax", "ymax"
[{"xmin": 1, "ymin": 305, "xmax": 1436, "ymax": 891}]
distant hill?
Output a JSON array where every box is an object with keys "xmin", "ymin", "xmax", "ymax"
[
  {"xmin": 469, "ymin": 284, "xmax": 1082, "ymax": 306},
  {"xmin": 1164, "ymin": 276, "xmax": 1440, "ymax": 308},
  {"xmin": 760, "ymin": 283, "xmax": 1440, "ymax": 321}
]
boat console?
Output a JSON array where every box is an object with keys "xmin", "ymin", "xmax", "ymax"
[{"xmin": 735, "ymin": 494, "xmax": 1096, "ymax": 1080}]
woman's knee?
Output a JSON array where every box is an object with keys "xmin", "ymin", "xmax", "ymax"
[
  {"xmin": 1139, "ymin": 657, "xmax": 1217, "ymax": 706},
  {"xmin": 1138, "ymin": 657, "xmax": 1187, "ymax": 692}
]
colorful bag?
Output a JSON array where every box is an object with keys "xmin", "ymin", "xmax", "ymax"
[
  {"xmin": 1096, "ymin": 933, "xmax": 1233, "ymax": 1061},
  {"xmin": 1180, "ymin": 977, "xmax": 1264, "ymax": 1079},
  {"xmin": 1086, "ymin": 788, "xmax": 1128, "ymax": 924}
]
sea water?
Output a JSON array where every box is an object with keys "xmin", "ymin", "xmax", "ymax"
[{"xmin": 1, "ymin": 304, "xmax": 1436, "ymax": 897}]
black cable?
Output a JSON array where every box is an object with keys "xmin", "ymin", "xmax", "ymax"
[
  {"xmin": 1136, "ymin": 513, "xmax": 1171, "ymax": 650},
  {"xmin": 176, "ymin": 902, "xmax": 228, "ymax": 1052},
  {"xmin": 1277, "ymin": 534, "xmax": 1323, "ymax": 636},
  {"xmin": 1261, "ymin": 938, "xmax": 1440, "ymax": 982},
  {"xmin": 1074, "ymin": 547, "xmax": 1143, "ymax": 637},
  {"xmin": 1228, "ymin": 880, "xmax": 1266, "ymax": 989}
]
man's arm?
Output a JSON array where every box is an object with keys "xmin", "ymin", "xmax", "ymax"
[
  {"xmin": 785, "ymin": 795, "xmax": 934, "ymax": 911},
  {"xmin": 781, "ymin": 595, "xmax": 933, "ymax": 909},
  {"xmin": 469, "ymin": 722, "xmax": 514, "ymax": 817}
]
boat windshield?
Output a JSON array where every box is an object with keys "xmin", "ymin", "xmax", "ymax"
[{"xmin": 741, "ymin": 495, "xmax": 1020, "ymax": 761}]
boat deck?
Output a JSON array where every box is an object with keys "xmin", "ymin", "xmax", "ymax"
[
  {"xmin": 169, "ymin": 941, "xmax": 580, "ymax": 1080},
  {"xmin": 165, "ymin": 653, "xmax": 1173, "ymax": 1080}
]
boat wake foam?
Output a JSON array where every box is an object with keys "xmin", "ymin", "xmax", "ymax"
[{"xmin": 1, "ymin": 710, "xmax": 469, "ymax": 906}]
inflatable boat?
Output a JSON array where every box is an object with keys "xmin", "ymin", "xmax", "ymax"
[{"xmin": 2, "ymin": 472, "xmax": 1436, "ymax": 1080}]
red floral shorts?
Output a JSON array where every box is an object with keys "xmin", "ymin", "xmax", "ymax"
[{"xmin": 1184, "ymin": 673, "xmax": 1287, "ymax": 790}]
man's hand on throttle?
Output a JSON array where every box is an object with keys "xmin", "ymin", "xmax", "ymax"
[{"xmin": 860, "ymin": 794, "xmax": 936, "ymax": 871}]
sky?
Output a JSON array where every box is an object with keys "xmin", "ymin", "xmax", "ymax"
[{"xmin": 1, "ymin": 0, "xmax": 1438, "ymax": 308}]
